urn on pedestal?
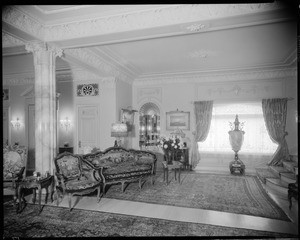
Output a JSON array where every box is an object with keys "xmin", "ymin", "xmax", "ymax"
[{"xmin": 228, "ymin": 115, "xmax": 245, "ymax": 174}]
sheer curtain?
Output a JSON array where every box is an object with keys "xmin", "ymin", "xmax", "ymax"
[
  {"xmin": 191, "ymin": 101, "xmax": 213, "ymax": 169},
  {"xmin": 262, "ymin": 98, "xmax": 290, "ymax": 166},
  {"xmin": 198, "ymin": 101, "xmax": 278, "ymax": 166}
]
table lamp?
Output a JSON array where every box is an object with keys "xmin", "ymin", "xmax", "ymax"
[{"xmin": 111, "ymin": 123, "xmax": 128, "ymax": 147}]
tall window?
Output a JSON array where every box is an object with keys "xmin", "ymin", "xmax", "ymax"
[{"xmin": 199, "ymin": 102, "xmax": 277, "ymax": 154}]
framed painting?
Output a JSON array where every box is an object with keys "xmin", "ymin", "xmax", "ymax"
[
  {"xmin": 166, "ymin": 111, "xmax": 190, "ymax": 130},
  {"xmin": 120, "ymin": 108, "xmax": 137, "ymax": 132}
]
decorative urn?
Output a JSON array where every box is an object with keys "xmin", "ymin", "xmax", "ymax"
[{"xmin": 228, "ymin": 115, "xmax": 245, "ymax": 174}]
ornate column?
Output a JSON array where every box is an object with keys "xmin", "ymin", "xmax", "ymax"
[{"xmin": 25, "ymin": 41, "xmax": 63, "ymax": 175}]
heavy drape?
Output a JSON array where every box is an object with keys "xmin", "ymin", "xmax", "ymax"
[
  {"xmin": 191, "ymin": 101, "xmax": 213, "ymax": 169},
  {"xmin": 262, "ymin": 98, "xmax": 289, "ymax": 166}
]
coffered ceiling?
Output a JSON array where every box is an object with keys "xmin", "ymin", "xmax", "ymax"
[{"xmin": 2, "ymin": 3, "xmax": 297, "ymax": 83}]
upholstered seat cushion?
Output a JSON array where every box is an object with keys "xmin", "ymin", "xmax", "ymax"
[
  {"xmin": 65, "ymin": 178, "xmax": 100, "ymax": 191},
  {"xmin": 103, "ymin": 163, "xmax": 152, "ymax": 181}
]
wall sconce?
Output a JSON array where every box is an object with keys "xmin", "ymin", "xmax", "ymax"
[
  {"xmin": 11, "ymin": 118, "xmax": 21, "ymax": 130},
  {"xmin": 60, "ymin": 117, "xmax": 71, "ymax": 131}
]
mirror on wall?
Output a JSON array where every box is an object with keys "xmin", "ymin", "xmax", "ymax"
[{"xmin": 139, "ymin": 102, "xmax": 160, "ymax": 148}]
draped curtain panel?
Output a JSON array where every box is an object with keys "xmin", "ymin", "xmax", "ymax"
[
  {"xmin": 262, "ymin": 98, "xmax": 290, "ymax": 166},
  {"xmin": 191, "ymin": 101, "xmax": 213, "ymax": 169}
]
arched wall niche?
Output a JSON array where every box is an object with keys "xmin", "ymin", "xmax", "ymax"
[{"xmin": 138, "ymin": 101, "xmax": 161, "ymax": 147}]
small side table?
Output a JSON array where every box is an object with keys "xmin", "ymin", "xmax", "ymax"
[
  {"xmin": 162, "ymin": 161, "xmax": 183, "ymax": 185},
  {"xmin": 17, "ymin": 175, "xmax": 54, "ymax": 213}
]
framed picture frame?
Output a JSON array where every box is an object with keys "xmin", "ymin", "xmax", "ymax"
[
  {"xmin": 166, "ymin": 111, "xmax": 190, "ymax": 130},
  {"xmin": 120, "ymin": 108, "xmax": 137, "ymax": 132}
]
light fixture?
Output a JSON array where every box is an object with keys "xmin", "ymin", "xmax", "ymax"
[
  {"xmin": 111, "ymin": 123, "xmax": 128, "ymax": 147},
  {"xmin": 11, "ymin": 118, "xmax": 21, "ymax": 130},
  {"xmin": 60, "ymin": 117, "xmax": 71, "ymax": 131}
]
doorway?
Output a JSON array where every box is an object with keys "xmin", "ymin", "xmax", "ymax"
[{"xmin": 76, "ymin": 105, "xmax": 99, "ymax": 154}]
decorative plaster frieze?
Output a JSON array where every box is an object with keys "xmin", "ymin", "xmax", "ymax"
[
  {"xmin": 65, "ymin": 48, "xmax": 132, "ymax": 83},
  {"xmin": 2, "ymin": 32, "xmax": 25, "ymax": 48},
  {"xmin": 2, "ymin": 74, "xmax": 35, "ymax": 86},
  {"xmin": 133, "ymin": 68, "xmax": 297, "ymax": 86},
  {"xmin": 137, "ymin": 87, "xmax": 162, "ymax": 103},
  {"xmin": 187, "ymin": 49, "xmax": 217, "ymax": 59},
  {"xmin": 2, "ymin": 6, "xmax": 45, "ymax": 40},
  {"xmin": 185, "ymin": 23, "xmax": 206, "ymax": 32},
  {"xmin": 43, "ymin": 3, "xmax": 283, "ymax": 41},
  {"xmin": 197, "ymin": 80, "xmax": 285, "ymax": 100},
  {"xmin": 3, "ymin": 4, "xmax": 284, "ymax": 43}
]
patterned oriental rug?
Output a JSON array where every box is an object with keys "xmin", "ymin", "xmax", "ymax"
[
  {"xmin": 3, "ymin": 203, "xmax": 296, "ymax": 237},
  {"xmin": 104, "ymin": 172, "xmax": 290, "ymax": 221}
]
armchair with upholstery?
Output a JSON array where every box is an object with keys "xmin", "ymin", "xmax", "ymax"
[
  {"xmin": 54, "ymin": 152, "xmax": 101, "ymax": 211},
  {"xmin": 3, "ymin": 145, "xmax": 27, "ymax": 207}
]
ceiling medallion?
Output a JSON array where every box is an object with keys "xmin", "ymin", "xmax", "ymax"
[{"xmin": 186, "ymin": 23, "xmax": 206, "ymax": 32}]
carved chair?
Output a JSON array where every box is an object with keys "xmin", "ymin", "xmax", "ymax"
[
  {"xmin": 3, "ymin": 145, "xmax": 27, "ymax": 207},
  {"xmin": 54, "ymin": 152, "xmax": 101, "ymax": 211}
]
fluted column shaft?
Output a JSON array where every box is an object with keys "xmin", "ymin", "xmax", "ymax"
[{"xmin": 26, "ymin": 41, "xmax": 63, "ymax": 175}]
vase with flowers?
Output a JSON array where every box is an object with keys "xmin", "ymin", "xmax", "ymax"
[{"xmin": 159, "ymin": 135, "xmax": 184, "ymax": 164}]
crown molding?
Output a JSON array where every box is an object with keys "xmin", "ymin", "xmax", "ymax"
[
  {"xmin": 2, "ymin": 32, "xmax": 25, "ymax": 48},
  {"xmin": 2, "ymin": 6, "xmax": 45, "ymax": 40},
  {"xmin": 133, "ymin": 67, "xmax": 297, "ymax": 86},
  {"xmin": 3, "ymin": 3, "xmax": 285, "ymax": 43},
  {"xmin": 64, "ymin": 48, "xmax": 133, "ymax": 84}
]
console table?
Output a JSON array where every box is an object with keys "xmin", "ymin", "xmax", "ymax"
[{"xmin": 17, "ymin": 175, "xmax": 54, "ymax": 213}]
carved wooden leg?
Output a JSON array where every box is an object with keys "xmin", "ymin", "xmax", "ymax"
[
  {"xmin": 68, "ymin": 193, "xmax": 72, "ymax": 211},
  {"xmin": 102, "ymin": 183, "xmax": 106, "ymax": 196},
  {"xmin": 179, "ymin": 168, "xmax": 181, "ymax": 184},
  {"xmin": 38, "ymin": 185, "xmax": 42, "ymax": 212},
  {"xmin": 97, "ymin": 186, "xmax": 101, "ymax": 202},
  {"xmin": 17, "ymin": 186, "xmax": 22, "ymax": 213},
  {"xmin": 121, "ymin": 182, "xmax": 125, "ymax": 192},
  {"xmin": 56, "ymin": 189, "xmax": 60, "ymax": 206},
  {"xmin": 151, "ymin": 175, "xmax": 154, "ymax": 185},
  {"xmin": 139, "ymin": 178, "xmax": 142, "ymax": 189}
]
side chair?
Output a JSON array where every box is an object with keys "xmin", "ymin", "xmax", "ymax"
[
  {"xmin": 54, "ymin": 152, "xmax": 101, "ymax": 211},
  {"xmin": 3, "ymin": 144, "xmax": 27, "ymax": 209}
]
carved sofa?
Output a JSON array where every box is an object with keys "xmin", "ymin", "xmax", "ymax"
[{"xmin": 81, "ymin": 147, "xmax": 157, "ymax": 194}]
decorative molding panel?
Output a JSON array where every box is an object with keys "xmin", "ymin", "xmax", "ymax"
[
  {"xmin": 2, "ymin": 73, "xmax": 35, "ymax": 86},
  {"xmin": 3, "ymin": 4, "xmax": 284, "ymax": 43},
  {"xmin": 137, "ymin": 87, "xmax": 162, "ymax": 103},
  {"xmin": 77, "ymin": 83, "xmax": 99, "ymax": 97},
  {"xmin": 2, "ymin": 32, "xmax": 25, "ymax": 48},
  {"xmin": 134, "ymin": 68, "xmax": 297, "ymax": 86},
  {"xmin": 3, "ymin": 89, "xmax": 9, "ymax": 101},
  {"xmin": 196, "ymin": 79, "xmax": 285, "ymax": 100}
]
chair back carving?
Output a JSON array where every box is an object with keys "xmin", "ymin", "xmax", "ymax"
[
  {"xmin": 54, "ymin": 153, "xmax": 82, "ymax": 181},
  {"xmin": 3, "ymin": 145, "xmax": 27, "ymax": 180}
]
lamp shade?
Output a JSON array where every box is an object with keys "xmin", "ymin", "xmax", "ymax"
[{"xmin": 111, "ymin": 123, "xmax": 128, "ymax": 137}]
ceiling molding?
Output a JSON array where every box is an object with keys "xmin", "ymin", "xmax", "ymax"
[
  {"xmin": 2, "ymin": 6, "xmax": 45, "ymax": 40},
  {"xmin": 2, "ymin": 32, "xmax": 25, "ymax": 48},
  {"xmin": 133, "ymin": 67, "xmax": 297, "ymax": 86},
  {"xmin": 64, "ymin": 48, "xmax": 133, "ymax": 84},
  {"xmin": 3, "ymin": 3, "xmax": 285, "ymax": 43}
]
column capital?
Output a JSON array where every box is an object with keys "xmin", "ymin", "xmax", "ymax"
[{"xmin": 25, "ymin": 41, "xmax": 63, "ymax": 58}]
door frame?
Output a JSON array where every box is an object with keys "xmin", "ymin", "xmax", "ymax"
[{"xmin": 75, "ymin": 104, "xmax": 100, "ymax": 154}]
